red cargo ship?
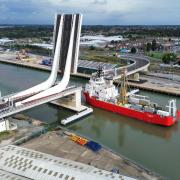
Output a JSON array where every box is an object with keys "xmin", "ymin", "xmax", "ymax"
[{"xmin": 84, "ymin": 69, "xmax": 180, "ymax": 127}]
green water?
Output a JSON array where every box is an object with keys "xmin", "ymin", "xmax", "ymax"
[{"xmin": 0, "ymin": 63, "xmax": 180, "ymax": 179}]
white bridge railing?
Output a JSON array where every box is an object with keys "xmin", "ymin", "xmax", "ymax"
[{"xmin": 0, "ymin": 87, "xmax": 81, "ymax": 119}]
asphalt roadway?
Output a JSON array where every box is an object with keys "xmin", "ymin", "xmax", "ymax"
[{"xmin": 105, "ymin": 54, "xmax": 150, "ymax": 78}]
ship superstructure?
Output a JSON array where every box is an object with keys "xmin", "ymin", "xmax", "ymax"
[{"xmin": 85, "ymin": 69, "xmax": 118, "ymax": 103}]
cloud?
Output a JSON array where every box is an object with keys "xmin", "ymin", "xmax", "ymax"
[
  {"xmin": 0, "ymin": 0, "xmax": 179, "ymax": 25},
  {"xmin": 92, "ymin": 0, "xmax": 107, "ymax": 5}
]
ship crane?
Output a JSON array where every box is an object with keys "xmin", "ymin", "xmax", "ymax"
[{"xmin": 118, "ymin": 68, "xmax": 128, "ymax": 105}]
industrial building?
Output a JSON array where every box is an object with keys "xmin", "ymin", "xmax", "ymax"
[
  {"xmin": 0, "ymin": 145, "xmax": 135, "ymax": 180},
  {"xmin": 0, "ymin": 118, "xmax": 17, "ymax": 133},
  {"xmin": 0, "ymin": 118, "xmax": 10, "ymax": 132},
  {"xmin": 0, "ymin": 38, "xmax": 14, "ymax": 45},
  {"xmin": 80, "ymin": 35, "xmax": 123, "ymax": 47}
]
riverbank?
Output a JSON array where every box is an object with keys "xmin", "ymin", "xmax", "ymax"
[
  {"xmin": 0, "ymin": 115, "xmax": 45, "ymax": 147},
  {"xmin": 1, "ymin": 113, "xmax": 162, "ymax": 179},
  {"xmin": 0, "ymin": 55, "xmax": 179, "ymax": 96},
  {"xmin": 128, "ymin": 81, "xmax": 180, "ymax": 96},
  {"xmin": 21, "ymin": 128, "xmax": 163, "ymax": 180},
  {"xmin": 0, "ymin": 57, "xmax": 91, "ymax": 79}
]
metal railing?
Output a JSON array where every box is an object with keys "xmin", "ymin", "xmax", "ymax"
[
  {"xmin": 0, "ymin": 86, "xmax": 81, "ymax": 119},
  {"xmin": 103, "ymin": 56, "xmax": 150, "ymax": 79}
]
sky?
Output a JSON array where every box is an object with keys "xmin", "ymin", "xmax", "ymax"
[{"xmin": 0, "ymin": 0, "xmax": 180, "ymax": 25}]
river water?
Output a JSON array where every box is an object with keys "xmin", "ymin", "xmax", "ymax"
[{"xmin": 0, "ymin": 63, "xmax": 180, "ymax": 179}]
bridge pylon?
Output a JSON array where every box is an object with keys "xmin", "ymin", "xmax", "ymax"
[{"xmin": 53, "ymin": 14, "xmax": 83, "ymax": 74}]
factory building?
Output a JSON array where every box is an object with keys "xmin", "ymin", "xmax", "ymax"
[{"xmin": 0, "ymin": 145, "xmax": 134, "ymax": 180}]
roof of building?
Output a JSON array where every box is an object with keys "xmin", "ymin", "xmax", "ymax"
[
  {"xmin": 0, "ymin": 169, "xmax": 29, "ymax": 180},
  {"xmin": 0, "ymin": 38, "xmax": 14, "ymax": 45},
  {"xmin": 78, "ymin": 60, "xmax": 117, "ymax": 70},
  {"xmin": 31, "ymin": 43, "xmax": 53, "ymax": 50},
  {"xmin": 80, "ymin": 35, "xmax": 123, "ymax": 47},
  {"xmin": 0, "ymin": 145, "xmax": 135, "ymax": 180},
  {"xmin": 81, "ymin": 35, "xmax": 123, "ymax": 42}
]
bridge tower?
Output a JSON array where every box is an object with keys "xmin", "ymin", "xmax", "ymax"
[{"xmin": 53, "ymin": 14, "xmax": 83, "ymax": 74}]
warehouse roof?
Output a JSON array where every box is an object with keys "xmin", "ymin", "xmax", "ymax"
[
  {"xmin": 78, "ymin": 60, "xmax": 117, "ymax": 70},
  {"xmin": 0, "ymin": 145, "xmax": 135, "ymax": 180}
]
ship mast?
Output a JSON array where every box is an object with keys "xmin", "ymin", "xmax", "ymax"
[
  {"xmin": 119, "ymin": 68, "xmax": 128, "ymax": 105},
  {"xmin": 97, "ymin": 66, "xmax": 104, "ymax": 78}
]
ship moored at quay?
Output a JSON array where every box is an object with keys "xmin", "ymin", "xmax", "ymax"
[{"xmin": 84, "ymin": 68, "xmax": 180, "ymax": 127}]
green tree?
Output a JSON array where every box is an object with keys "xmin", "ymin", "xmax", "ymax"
[
  {"xmin": 146, "ymin": 43, "xmax": 152, "ymax": 52},
  {"xmin": 152, "ymin": 39, "xmax": 157, "ymax": 51},
  {"xmin": 127, "ymin": 34, "xmax": 133, "ymax": 39},
  {"xmin": 131, "ymin": 47, "xmax": 137, "ymax": 54},
  {"xmin": 162, "ymin": 53, "xmax": 177, "ymax": 64},
  {"xmin": 89, "ymin": 46, "xmax": 95, "ymax": 50}
]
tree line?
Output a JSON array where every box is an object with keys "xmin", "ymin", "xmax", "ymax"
[
  {"xmin": 0, "ymin": 26, "xmax": 53, "ymax": 39},
  {"xmin": 1, "ymin": 25, "xmax": 180, "ymax": 39}
]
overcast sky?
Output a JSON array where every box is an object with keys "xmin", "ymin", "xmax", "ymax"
[{"xmin": 0, "ymin": 0, "xmax": 180, "ymax": 25}]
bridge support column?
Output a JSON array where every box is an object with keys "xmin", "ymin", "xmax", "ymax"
[
  {"xmin": 73, "ymin": 90, "xmax": 81, "ymax": 109},
  {"xmin": 141, "ymin": 67, "xmax": 149, "ymax": 74},
  {"xmin": 51, "ymin": 88, "xmax": 87, "ymax": 112},
  {"xmin": 144, "ymin": 66, "xmax": 148, "ymax": 72},
  {"xmin": 128, "ymin": 73, "xmax": 140, "ymax": 81}
]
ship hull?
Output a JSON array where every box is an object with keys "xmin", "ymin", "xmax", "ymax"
[{"xmin": 84, "ymin": 92, "xmax": 179, "ymax": 127}]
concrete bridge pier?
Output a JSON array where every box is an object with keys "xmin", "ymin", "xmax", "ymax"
[
  {"xmin": 128, "ymin": 73, "xmax": 140, "ymax": 81},
  {"xmin": 141, "ymin": 66, "xmax": 149, "ymax": 74},
  {"xmin": 73, "ymin": 89, "xmax": 81, "ymax": 109},
  {"xmin": 51, "ymin": 87, "xmax": 87, "ymax": 112}
]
